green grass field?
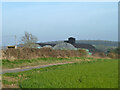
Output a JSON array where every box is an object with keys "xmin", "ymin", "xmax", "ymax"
[
  {"xmin": 2, "ymin": 58, "xmax": 118, "ymax": 88},
  {"xmin": 2, "ymin": 57, "xmax": 93, "ymax": 69}
]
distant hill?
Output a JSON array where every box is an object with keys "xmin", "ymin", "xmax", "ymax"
[
  {"xmin": 76, "ymin": 40, "xmax": 118, "ymax": 52},
  {"xmin": 45, "ymin": 40, "xmax": 118, "ymax": 46},
  {"xmin": 76, "ymin": 40, "xmax": 118, "ymax": 47}
]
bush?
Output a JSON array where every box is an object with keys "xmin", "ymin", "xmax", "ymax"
[
  {"xmin": 78, "ymin": 49, "xmax": 88, "ymax": 57},
  {"xmin": 2, "ymin": 48, "xmax": 88, "ymax": 60},
  {"xmin": 107, "ymin": 52, "xmax": 118, "ymax": 59},
  {"xmin": 92, "ymin": 52, "xmax": 106, "ymax": 57}
]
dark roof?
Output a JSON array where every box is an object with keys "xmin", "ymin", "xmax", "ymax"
[
  {"xmin": 73, "ymin": 43, "xmax": 99, "ymax": 53},
  {"xmin": 36, "ymin": 43, "xmax": 56, "ymax": 47},
  {"xmin": 37, "ymin": 42, "xmax": 99, "ymax": 53}
]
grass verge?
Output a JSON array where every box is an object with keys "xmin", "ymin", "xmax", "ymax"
[{"xmin": 2, "ymin": 57, "xmax": 94, "ymax": 69}]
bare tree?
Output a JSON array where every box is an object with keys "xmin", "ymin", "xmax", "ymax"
[{"xmin": 21, "ymin": 32, "xmax": 38, "ymax": 48}]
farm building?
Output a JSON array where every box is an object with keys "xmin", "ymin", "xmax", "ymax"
[{"xmin": 37, "ymin": 37, "xmax": 99, "ymax": 53}]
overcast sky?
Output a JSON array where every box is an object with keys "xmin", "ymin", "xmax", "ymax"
[{"xmin": 2, "ymin": 2, "xmax": 118, "ymax": 46}]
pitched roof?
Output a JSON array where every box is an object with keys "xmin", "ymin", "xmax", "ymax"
[
  {"xmin": 73, "ymin": 43, "xmax": 99, "ymax": 53},
  {"xmin": 36, "ymin": 43, "xmax": 56, "ymax": 47}
]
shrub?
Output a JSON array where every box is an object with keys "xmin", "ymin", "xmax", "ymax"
[
  {"xmin": 2, "ymin": 48, "xmax": 88, "ymax": 60},
  {"xmin": 107, "ymin": 52, "xmax": 118, "ymax": 59},
  {"xmin": 92, "ymin": 52, "xmax": 106, "ymax": 57}
]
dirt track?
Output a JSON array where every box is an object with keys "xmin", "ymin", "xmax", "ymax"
[{"xmin": 2, "ymin": 62, "xmax": 74, "ymax": 74}]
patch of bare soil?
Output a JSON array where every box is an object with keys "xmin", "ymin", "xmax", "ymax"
[
  {"xmin": 2, "ymin": 84, "xmax": 19, "ymax": 88},
  {"xmin": 2, "ymin": 76, "xmax": 19, "ymax": 88},
  {"xmin": 3, "ymin": 76, "xmax": 17, "ymax": 82}
]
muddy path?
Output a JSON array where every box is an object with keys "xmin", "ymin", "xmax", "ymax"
[{"xmin": 2, "ymin": 62, "xmax": 74, "ymax": 74}]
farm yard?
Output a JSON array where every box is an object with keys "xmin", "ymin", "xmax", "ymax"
[{"xmin": 2, "ymin": 57, "xmax": 118, "ymax": 88}]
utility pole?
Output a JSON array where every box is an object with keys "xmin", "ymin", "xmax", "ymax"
[{"xmin": 15, "ymin": 35, "xmax": 17, "ymax": 48}]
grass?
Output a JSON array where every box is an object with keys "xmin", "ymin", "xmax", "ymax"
[
  {"xmin": 2, "ymin": 57, "xmax": 93, "ymax": 69},
  {"xmin": 2, "ymin": 58, "xmax": 118, "ymax": 88}
]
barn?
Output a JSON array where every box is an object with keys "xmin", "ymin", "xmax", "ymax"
[{"xmin": 37, "ymin": 37, "xmax": 99, "ymax": 53}]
